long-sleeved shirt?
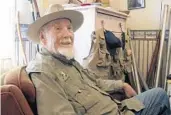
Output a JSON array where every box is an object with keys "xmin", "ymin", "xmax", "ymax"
[{"xmin": 26, "ymin": 48, "xmax": 144, "ymax": 115}]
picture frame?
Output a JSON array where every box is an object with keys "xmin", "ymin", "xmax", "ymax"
[{"xmin": 128, "ymin": 0, "xmax": 145, "ymax": 10}]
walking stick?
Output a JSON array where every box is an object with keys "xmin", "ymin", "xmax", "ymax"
[
  {"xmin": 16, "ymin": 11, "xmax": 28, "ymax": 64},
  {"xmin": 155, "ymin": 5, "xmax": 169, "ymax": 87},
  {"xmin": 164, "ymin": 6, "xmax": 171, "ymax": 89}
]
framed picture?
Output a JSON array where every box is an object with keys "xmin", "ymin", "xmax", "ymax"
[{"xmin": 128, "ymin": 0, "xmax": 145, "ymax": 10}]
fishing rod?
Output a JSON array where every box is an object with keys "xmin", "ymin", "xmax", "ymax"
[
  {"xmin": 155, "ymin": 5, "xmax": 169, "ymax": 87},
  {"xmin": 164, "ymin": 6, "xmax": 171, "ymax": 89},
  {"xmin": 16, "ymin": 11, "xmax": 28, "ymax": 64},
  {"xmin": 28, "ymin": 0, "xmax": 40, "ymax": 52}
]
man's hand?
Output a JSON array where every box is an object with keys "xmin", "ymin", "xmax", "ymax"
[{"xmin": 123, "ymin": 83, "xmax": 137, "ymax": 98}]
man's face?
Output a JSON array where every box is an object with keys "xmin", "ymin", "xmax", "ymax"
[{"xmin": 40, "ymin": 19, "xmax": 74, "ymax": 59}]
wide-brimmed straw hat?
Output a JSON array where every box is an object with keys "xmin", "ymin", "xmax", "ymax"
[{"xmin": 27, "ymin": 4, "xmax": 84, "ymax": 43}]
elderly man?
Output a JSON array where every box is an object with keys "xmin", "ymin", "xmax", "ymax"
[{"xmin": 26, "ymin": 4, "xmax": 170, "ymax": 115}]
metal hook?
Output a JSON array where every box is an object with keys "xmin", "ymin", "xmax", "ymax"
[
  {"xmin": 119, "ymin": 23, "xmax": 123, "ymax": 32},
  {"xmin": 101, "ymin": 20, "xmax": 106, "ymax": 32},
  {"xmin": 101, "ymin": 20, "xmax": 104, "ymax": 28}
]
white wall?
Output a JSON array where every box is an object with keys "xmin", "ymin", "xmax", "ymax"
[
  {"xmin": 110, "ymin": 0, "xmax": 171, "ymax": 30},
  {"xmin": 37, "ymin": 0, "xmax": 171, "ymax": 30},
  {"xmin": 16, "ymin": 0, "xmax": 33, "ymax": 24},
  {"xmin": 37, "ymin": 0, "xmax": 85, "ymax": 16},
  {"xmin": 37, "ymin": 0, "xmax": 70, "ymax": 16}
]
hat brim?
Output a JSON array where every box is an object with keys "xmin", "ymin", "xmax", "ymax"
[{"xmin": 27, "ymin": 10, "xmax": 83, "ymax": 43}]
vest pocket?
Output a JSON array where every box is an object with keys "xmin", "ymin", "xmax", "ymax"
[
  {"xmin": 65, "ymin": 85, "xmax": 99, "ymax": 111},
  {"xmin": 121, "ymin": 97, "xmax": 144, "ymax": 112}
]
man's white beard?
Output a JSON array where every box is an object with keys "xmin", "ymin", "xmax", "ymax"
[{"xmin": 56, "ymin": 47, "xmax": 74, "ymax": 60}]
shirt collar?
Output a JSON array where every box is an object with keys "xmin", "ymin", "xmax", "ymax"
[{"xmin": 39, "ymin": 48, "xmax": 75, "ymax": 65}]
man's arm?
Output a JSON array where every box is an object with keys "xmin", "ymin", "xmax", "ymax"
[
  {"xmin": 96, "ymin": 78, "xmax": 124, "ymax": 92},
  {"xmin": 96, "ymin": 79, "xmax": 136, "ymax": 97},
  {"xmin": 30, "ymin": 72, "xmax": 76, "ymax": 115},
  {"xmin": 81, "ymin": 68, "xmax": 124, "ymax": 92}
]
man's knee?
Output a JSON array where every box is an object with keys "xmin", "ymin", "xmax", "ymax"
[
  {"xmin": 151, "ymin": 87, "xmax": 167, "ymax": 95},
  {"xmin": 150, "ymin": 88, "xmax": 169, "ymax": 101}
]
